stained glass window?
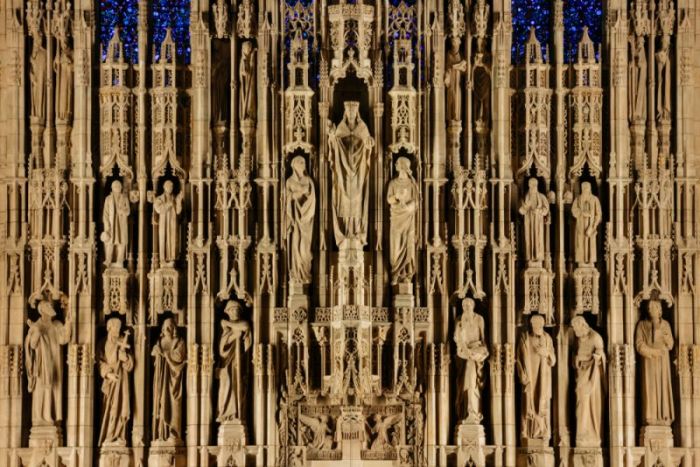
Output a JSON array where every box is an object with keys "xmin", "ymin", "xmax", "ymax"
[
  {"xmin": 563, "ymin": 0, "xmax": 603, "ymax": 62},
  {"xmin": 99, "ymin": 0, "xmax": 138, "ymax": 62},
  {"xmin": 153, "ymin": 0, "xmax": 191, "ymax": 63},
  {"xmin": 511, "ymin": 0, "xmax": 551, "ymax": 63}
]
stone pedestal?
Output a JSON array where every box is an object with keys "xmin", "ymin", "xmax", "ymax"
[
  {"xmin": 523, "ymin": 266, "xmax": 554, "ymax": 324},
  {"xmin": 99, "ymin": 447, "xmax": 131, "ymax": 467},
  {"xmin": 29, "ymin": 425, "xmax": 62, "ymax": 448},
  {"xmin": 455, "ymin": 423, "xmax": 485, "ymax": 467},
  {"xmin": 148, "ymin": 443, "xmax": 186, "ymax": 467},
  {"xmin": 103, "ymin": 266, "xmax": 129, "ymax": 316},
  {"xmin": 217, "ymin": 422, "xmax": 246, "ymax": 466},
  {"xmin": 572, "ymin": 447, "xmax": 603, "ymax": 467},
  {"xmin": 517, "ymin": 440, "xmax": 554, "ymax": 467},
  {"xmin": 640, "ymin": 425, "xmax": 673, "ymax": 467},
  {"xmin": 393, "ymin": 282, "xmax": 414, "ymax": 308},
  {"xmin": 149, "ymin": 267, "xmax": 182, "ymax": 324},
  {"xmin": 573, "ymin": 266, "xmax": 600, "ymax": 315}
]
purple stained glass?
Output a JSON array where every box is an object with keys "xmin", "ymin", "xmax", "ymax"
[
  {"xmin": 563, "ymin": 0, "xmax": 603, "ymax": 62},
  {"xmin": 153, "ymin": 0, "xmax": 191, "ymax": 63},
  {"xmin": 99, "ymin": 0, "xmax": 139, "ymax": 63},
  {"xmin": 511, "ymin": 0, "xmax": 551, "ymax": 63}
]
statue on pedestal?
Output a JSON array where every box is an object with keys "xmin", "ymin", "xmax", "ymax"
[
  {"xmin": 519, "ymin": 178, "xmax": 550, "ymax": 265},
  {"xmin": 217, "ymin": 301, "xmax": 252, "ymax": 423},
  {"xmin": 285, "ymin": 156, "xmax": 315, "ymax": 285},
  {"xmin": 101, "ymin": 180, "xmax": 131, "ymax": 267},
  {"xmin": 25, "ymin": 300, "xmax": 71, "ymax": 426},
  {"xmin": 517, "ymin": 314, "xmax": 556, "ymax": 442},
  {"xmin": 445, "ymin": 36, "xmax": 467, "ymax": 122},
  {"xmin": 629, "ymin": 36, "xmax": 647, "ymax": 122},
  {"xmin": 571, "ymin": 316, "xmax": 605, "ymax": 447},
  {"xmin": 656, "ymin": 35, "xmax": 671, "ymax": 121},
  {"xmin": 153, "ymin": 181, "xmax": 184, "ymax": 267},
  {"xmin": 152, "ymin": 318, "xmax": 187, "ymax": 443},
  {"xmin": 239, "ymin": 41, "xmax": 256, "ymax": 121},
  {"xmin": 635, "ymin": 299, "xmax": 674, "ymax": 426},
  {"xmin": 454, "ymin": 298, "xmax": 489, "ymax": 423},
  {"xmin": 387, "ymin": 157, "xmax": 418, "ymax": 284},
  {"xmin": 97, "ymin": 318, "xmax": 133, "ymax": 446},
  {"xmin": 30, "ymin": 42, "xmax": 47, "ymax": 122},
  {"xmin": 571, "ymin": 182, "xmax": 602, "ymax": 266},
  {"xmin": 54, "ymin": 43, "xmax": 73, "ymax": 122},
  {"xmin": 328, "ymin": 101, "xmax": 374, "ymax": 248}
]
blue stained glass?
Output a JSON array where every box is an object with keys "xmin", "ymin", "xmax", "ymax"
[
  {"xmin": 511, "ymin": 0, "xmax": 551, "ymax": 63},
  {"xmin": 563, "ymin": 0, "xmax": 603, "ymax": 62},
  {"xmin": 153, "ymin": 0, "xmax": 191, "ymax": 63},
  {"xmin": 99, "ymin": 0, "xmax": 138, "ymax": 63}
]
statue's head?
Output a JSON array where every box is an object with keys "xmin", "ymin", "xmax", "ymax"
[
  {"xmin": 343, "ymin": 101, "xmax": 360, "ymax": 122},
  {"xmin": 571, "ymin": 315, "xmax": 589, "ymax": 338},
  {"xmin": 224, "ymin": 300, "xmax": 241, "ymax": 320},
  {"xmin": 461, "ymin": 297, "xmax": 475, "ymax": 316},
  {"xmin": 648, "ymin": 299, "xmax": 662, "ymax": 321},
  {"xmin": 241, "ymin": 41, "xmax": 253, "ymax": 55},
  {"xmin": 581, "ymin": 181, "xmax": 591, "ymax": 196},
  {"xmin": 450, "ymin": 36, "xmax": 461, "ymax": 51},
  {"xmin": 111, "ymin": 180, "xmax": 123, "ymax": 194},
  {"xmin": 530, "ymin": 314, "xmax": 545, "ymax": 335},
  {"xmin": 528, "ymin": 178, "xmax": 538, "ymax": 192},
  {"xmin": 37, "ymin": 300, "xmax": 56, "ymax": 318},
  {"xmin": 291, "ymin": 156, "xmax": 306, "ymax": 176},
  {"xmin": 162, "ymin": 318, "xmax": 176, "ymax": 337},
  {"xmin": 163, "ymin": 180, "xmax": 174, "ymax": 195},
  {"xmin": 107, "ymin": 317, "xmax": 122, "ymax": 336},
  {"xmin": 395, "ymin": 157, "xmax": 411, "ymax": 175}
]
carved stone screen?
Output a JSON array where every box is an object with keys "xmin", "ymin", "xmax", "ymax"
[{"xmin": 0, "ymin": 0, "xmax": 698, "ymax": 466}]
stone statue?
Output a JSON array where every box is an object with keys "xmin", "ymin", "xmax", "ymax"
[
  {"xmin": 366, "ymin": 413, "xmax": 402, "ymax": 450},
  {"xmin": 30, "ymin": 42, "xmax": 47, "ymax": 121},
  {"xmin": 656, "ymin": 35, "xmax": 671, "ymax": 121},
  {"xmin": 217, "ymin": 301, "xmax": 252, "ymax": 423},
  {"xmin": 454, "ymin": 298, "xmax": 489, "ymax": 423},
  {"xmin": 328, "ymin": 101, "xmax": 374, "ymax": 248},
  {"xmin": 153, "ymin": 180, "xmax": 184, "ymax": 266},
  {"xmin": 285, "ymin": 156, "xmax": 315, "ymax": 285},
  {"xmin": 387, "ymin": 157, "xmax": 418, "ymax": 284},
  {"xmin": 571, "ymin": 182, "xmax": 602, "ymax": 266},
  {"xmin": 54, "ymin": 45, "xmax": 73, "ymax": 122},
  {"xmin": 519, "ymin": 178, "xmax": 550, "ymax": 264},
  {"xmin": 239, "ymin": 41, "xmax": 256, "ymax": 121},
  {"xmin": 101, "ymin": 180, "xmax": 131, "ymax": 267},
  {"xmin": 211, "ymin": 41, "xmax": 231, "ymax": 125},
  {"xmin": 635, "ymin": 299, "xmax": 674, "ymax": 426},
  {"xmin": 25, "ymin": 300, "xmax": 71, "ymax": 426},
  {"xmin": 517, "ymin": 314, "xmax": 556, "ymax": 442},
  {"xmin": 97, "ymin": 318, "xmax": 133, "ymax": 446},
  {"xmin": 445, "ymin": 36, "xmax": 467, "ymax": 122},
  {"xmin": 299, "ymin": 413, "xmax": 335, "ymax": 450},
  {"xmin": 629, "ymin": 36, "xmax": 647, "ymax": 122},
  {"xmin": 152, "ymin": 318, "xmax": 187, "ymax": 443},
  {"xmin": 571, "ymin": 316, "xmax": 605, "ymax": 447}
]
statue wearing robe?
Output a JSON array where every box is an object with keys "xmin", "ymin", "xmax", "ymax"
[
  {"xmin": 153, "ymin": 181, "xmax": 184, "ymax": 266},
  {"xmin": 571, "ymin": 182, "xmax": 602, "ymax": 266},
  {"xmin": 387, "ymin": 157, "xmax": 418, "ymax": 284},
  {"xmin": 101, "ymin": 180, "xmax": 130, "ymax": 267},
  {"xmin": 519, "ymin": 178, "xmax": 550, "ymax": 264},
  {"xmin": 285, "ymin": 156, "xmax": 315, "ymax": 285},
  {"xmin": 97, "ymin": 318, "xmax": 133, "ymax": 446},
  {"xmin": 454, "ymin": 298, "xmax": 489, "ymax": 423},
  {"xmin": 445, "ymin": 36, "xmax": 467, "ymax": 122},
  {"xmin": 25, "ymin": 300, "xmax": 71, "ymax": 426},
  {"xmin": 152, "ymin": 318, "xmax": 187, "ymax": 443},
  {"xmin": 571, "ymin": 316, "xmax": 605, "ymax": 447},
  {"xmin": 635, "ymin": 300, "xmax": 674, "ymax": 426},
  {"xmin": 54, "ymin": 45, "xmax": 73, "ymax": 122},
  {"xmin": 629, "ymin": 36, "xmax": 647, "ymax": 123},
  {"xmin": 239, "ymin": 42, "xmax": 256, "ymax": 121},
  {"xmin": 517, "ymin": 314, "xmax": 556, "ymax": 442},
  {"xmin": 30, "ymin": 42, "xmax": 47, "ymax": 122},
  {"xmin": 656, "ymin": 35, "xmax": 672, "ymax": 121},
  {"xmin": 217, "ymin": 301, "xmax": 252, "ymax": 422},
  {"xmin": 328, "ymin": 101, "xmax": 374, "ymax": 248}
]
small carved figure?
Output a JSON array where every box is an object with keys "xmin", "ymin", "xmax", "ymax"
[
  {"xmin": 366, "ymin": 413, "xmax": 402, "ymax": 450},
  {"xmin": 454, "ymin": 298, "xmax": 489, "ymax": 423},
  {"xmin": 571, "ymin": 182, "xmax": 602, "ymax": 266},
  {"xmin": 239, "ymin": 41, "xmax": 256, "ymax": 121},
  {"xmin": 152, "ymin": 318, "xmax": 187, "ymax": 443},
  {"xmin": 299, "ymin": 413, "xmax": 335, "ymax": 450},
  {"xmin": 30, "ymin": 42, "xmax": 47, "ymax": 122},
  {"xmin": 54, "ymin": 45, "xmax": 73, "ymax": 121},
  {"xmin": 387, "ymin": 157, "xmax": 418, "ymax": 284},
  {"xmin": 211, "ymin": 41, "xmax": 231, "ymax": 125},
  {"xmin": 445, "ymin": 36, "xmax": 467, "ymax": 122},
  {"xmin": 517, "ymin": 314, "xmax": 556, "ymax": 442},
  {"xmin": 519, "ymin": 178, "xmax": 550, "ymax": 264},
  {"xmin": 571, "ymin": 316, "xmax": 605, "ymax": 447},
  {"xmin": 629, "ymin": 36, "xmax": 647, "ymax": 122},
  {"xmin": 217, "ymin": 301, "xmax": 252, "ymax": 422},
  {"xmin": 25, "ymin": 300, "xmax": 71, "ymax": 426},
  {"xmin": 285, "ymin": 156, "xmax": 315, "ymax": 285},
  {"xmin": 101, "ymin": 180, "xmax": 131, "ymax": 267},
  {"xmin": 153, "ymin": 181, "xmax": 184, "ymax": 266},
  {"xmin": 328, "ymin": 101, "xmax": 374, "ymax": 248},
  {"xmin": 656, "ymin": 35, "xmax": 671, "ymax": 121},
  {"xmin": 97, "ymin": 318, "xmax": 133, "ymax": 446},
  {"xmin": 635, "ymin": 299, "xmax": 674, "ymax": 426}
]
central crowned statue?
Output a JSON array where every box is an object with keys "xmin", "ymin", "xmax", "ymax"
[{"xmin": 328, "ymin": 101, "xmax": 375, "ymax": 249}]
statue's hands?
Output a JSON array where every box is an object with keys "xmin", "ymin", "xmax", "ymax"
[{"xmin": 100, "ymin": 231, "xmax": 111, "ymax": 243}]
